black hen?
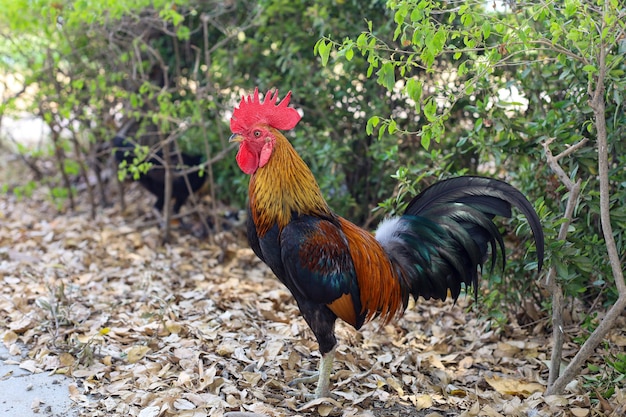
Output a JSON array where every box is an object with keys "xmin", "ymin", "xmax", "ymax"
[{"xmin": 113, "ymin": 135, "xmax": 206, "ymax": 215}]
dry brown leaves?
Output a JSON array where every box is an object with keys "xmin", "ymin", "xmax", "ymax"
[{"xmin": 1, "ymin": 193, "xmax": 625, "ymax": 417}]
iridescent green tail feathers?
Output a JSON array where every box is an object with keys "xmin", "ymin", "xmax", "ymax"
[{"xmin": 374, "ymin": 176, "xmax": 544, "ymax": 303}]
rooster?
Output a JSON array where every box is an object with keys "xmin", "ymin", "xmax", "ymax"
[{"xmin": 229, "ymin": 89, "xmax": 544, "ymax": 398}]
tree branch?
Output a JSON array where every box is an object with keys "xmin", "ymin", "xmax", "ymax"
[
  {"xmin": 542, "ymin": 137, "xmax": 584, "ymax": 387},
  {"xmin": 545, "ymin": 16, "xmax": 626, "ymax": 395}
]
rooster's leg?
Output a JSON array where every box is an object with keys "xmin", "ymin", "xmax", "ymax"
[
  {"xmin": 288, "ymin": 348, "xmax": 335, "ymax": 398},
  {"xmin": 314, "ymin": 347, "xmax": 335, "ymax": 398}
]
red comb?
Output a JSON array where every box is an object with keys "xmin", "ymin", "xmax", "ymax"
[{"xmin": 230, "ymin": 88, "xmax": 301, "ymax": 133}]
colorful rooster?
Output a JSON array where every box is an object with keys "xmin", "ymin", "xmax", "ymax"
[{"xmin": 229, "ymin": 88, "xmax": 544, "ymax": 398}]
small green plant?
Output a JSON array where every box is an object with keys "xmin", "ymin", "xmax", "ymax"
[
  {"xmin": 583, "ymin": 352, "xmax": 626, "ymax": 400},
  {"xmin": 9, "ymin": 180, "xmax": 37, "ymax": 199},
  {"xmin": 572, "ymin": 311, "xmax": 599, "ymax": 346},
  {"xmin": 36, "ymin": 281, "xmax": 73, "ymax": 339},
  {"xmin": 115, "ymin": 144, "xmax": 153, "ymax": 182},
  {"xmin": 50, "ymin": 185, "xmax": 72, "ymax": 210}
]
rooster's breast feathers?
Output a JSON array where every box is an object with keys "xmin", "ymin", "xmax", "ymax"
[
  {"xmin": 279, "ymin": 216, "xmax": 365, "ymax": 328},
  {"xmin": 252, "ymin": 207, "xmax": 406, "ymax": 330}
]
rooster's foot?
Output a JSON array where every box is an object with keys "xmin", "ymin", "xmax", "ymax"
[{"xmin": 288, "ymin": 371, "xmax": 319, "ymax": 387}]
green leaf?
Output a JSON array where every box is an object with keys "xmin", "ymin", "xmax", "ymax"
[
  {"xmin": 410, "ymin": 7, "xmax": 423, "ymax": 22},
  {"xmin": 388, "ymin": 119, "xmax": 397, "ymax": 134},
  {"xmin": 405, "ymin": 78, "xmax": 423, "ymax": 104},
  {"xmin": 366, "ymin": 116, "xmax": 380, "ymax": 135},
  {"xmin": 377, "ymin": 62, "xmax": 396, "ymax": 91},
  {"xmin": 315, "ymin": 39, "xmax": 331, "ymax": 67},
  {"xmin": 482, "ymin": 21, "xmax": 491, "ymax": 40},
  {"xmin": 554, "ymin": 259, "xmax": 570, "ymax": 279},
  {"xmin": 458, "ymin": 62, "xmax": 467, "ymax": 77},
  {"xmin": 432, "ymin": 27, "xmax": 446, "ymax": 52},
  {"xmin": 420, "ymin": 49, "xmax": 435, "ymax": 69},
  {"xmin": 377, "ymin": 122, "xmax": 387, "ymax": 140},
  {"xmin": 567, "ymin": 29, "xmax": 580, "ymax": 42},
  {"xmin": 344, "ymin": 47, "xmax": 354, "ymax": 61},
  {"xmin": 394, "ymin": 3, "xmax": 408, "ymax": 26},
  {"xmin": 461, "ymin": 11, "xmax": 473, "ymax": 27},
  {"xmin": 356, "ymin": 32, "xmax": 369, "ymax": 49},
  {"xmin": 177, "ymin": 26, "xmax": 190, "ymax": 41},
  {"xmin": 582, "ymin": 64, "xmax": 597, "ymax": 74},
  {"xmin": 393, "ymin": 25, "xmax": 402, "ymax": 42},
  {"xmin": 423, "ymin": 97, "xmax": 437, "ymax": 122},
  {"xmin": 420, "ymin": 129, "xmax": 431, "ymax": 150},
  {"xmin": 564, "ymin": 0, "xmax": 578, "ymax": 18}
]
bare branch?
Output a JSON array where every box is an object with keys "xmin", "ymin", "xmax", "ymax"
[
  {"xmin": 554, "ymin": 138, "xmax": 589, "ymax": 162},
  {"xmin": 545, "ymin": 6, "xmax": 626, "ymax": 394},
  {"xmin": 542, "ymin": 136, "xmax": 584, "ymax": 387},
  {"xmin": 543, "ymin": 137, "xmax": 588, "ymax": 191}
]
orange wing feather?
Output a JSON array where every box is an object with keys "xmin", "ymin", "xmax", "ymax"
[
  {"xmin": 338, "ymin": 218, "xmax": 405, "ymax": 324},
  {"xmin": 327, "ymin": 293, "xmax": 358, "ymax": 327}
]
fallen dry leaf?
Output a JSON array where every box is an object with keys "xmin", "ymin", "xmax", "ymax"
[
  {"xmin": 126, "ymin": 345, "xmax": 152, "ymax": 364},
  {"xmin": 570, "ymin": 407, "xmax": 589, "ymax": 417},
  {"xmin": 485, "ymin": 375, "xmax": 544, "ymax": 398},
  {"xmin": 137, "ymin": 406, "xmax": 160, "ymax": 417},
  {"xmin": 2, "ymin": 330, "xmax": 18, "ymax": 346},
  {"xmin": 408, "ymin": 394, "xmax": 433, "ymax": 410}
]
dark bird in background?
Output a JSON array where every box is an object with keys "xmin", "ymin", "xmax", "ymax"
[
  {"xmin": 228, "ymin": 89, "xmax": 545, "ymax": 398},
  {"xmin": 113, "ymin": 134, "xmax": 207, "ymax": 217}
]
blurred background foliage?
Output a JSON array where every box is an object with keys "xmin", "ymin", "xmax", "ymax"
[{"xmin": 0, "ymin": 0, "xmax": 624, "ymax": 334}]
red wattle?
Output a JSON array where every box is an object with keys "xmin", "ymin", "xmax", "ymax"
[{"xmin": 236, "ymin": 143, "xmax": 258, "ymax": 175}]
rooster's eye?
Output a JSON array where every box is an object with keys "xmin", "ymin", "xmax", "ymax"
[{"xmin": 253, "ymin": 130, "xmax": 261, "ymax": 138}]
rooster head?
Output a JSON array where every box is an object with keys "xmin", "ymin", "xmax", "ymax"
[{"xmin": 229, "ymin": 88, "xmax": 301, "ymax": 174}]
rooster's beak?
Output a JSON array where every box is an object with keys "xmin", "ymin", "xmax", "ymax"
[{"xmin": 229, "ymin": 134, "xmax": 243, "ymax": 143}]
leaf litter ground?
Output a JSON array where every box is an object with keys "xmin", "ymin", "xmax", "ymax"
[{"xmin": 1, "ymin": 190, "xmax": 625, "ymax": 417}]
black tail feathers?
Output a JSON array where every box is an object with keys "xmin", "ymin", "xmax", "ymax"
[{"xmin": 380, "ymin": 176, "xmax": 544, "ymax": 302}]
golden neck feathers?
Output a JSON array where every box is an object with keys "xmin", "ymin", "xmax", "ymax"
[{"xmin": 248, "ymin": 130, "xmax": 331, "ymax": 236}]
